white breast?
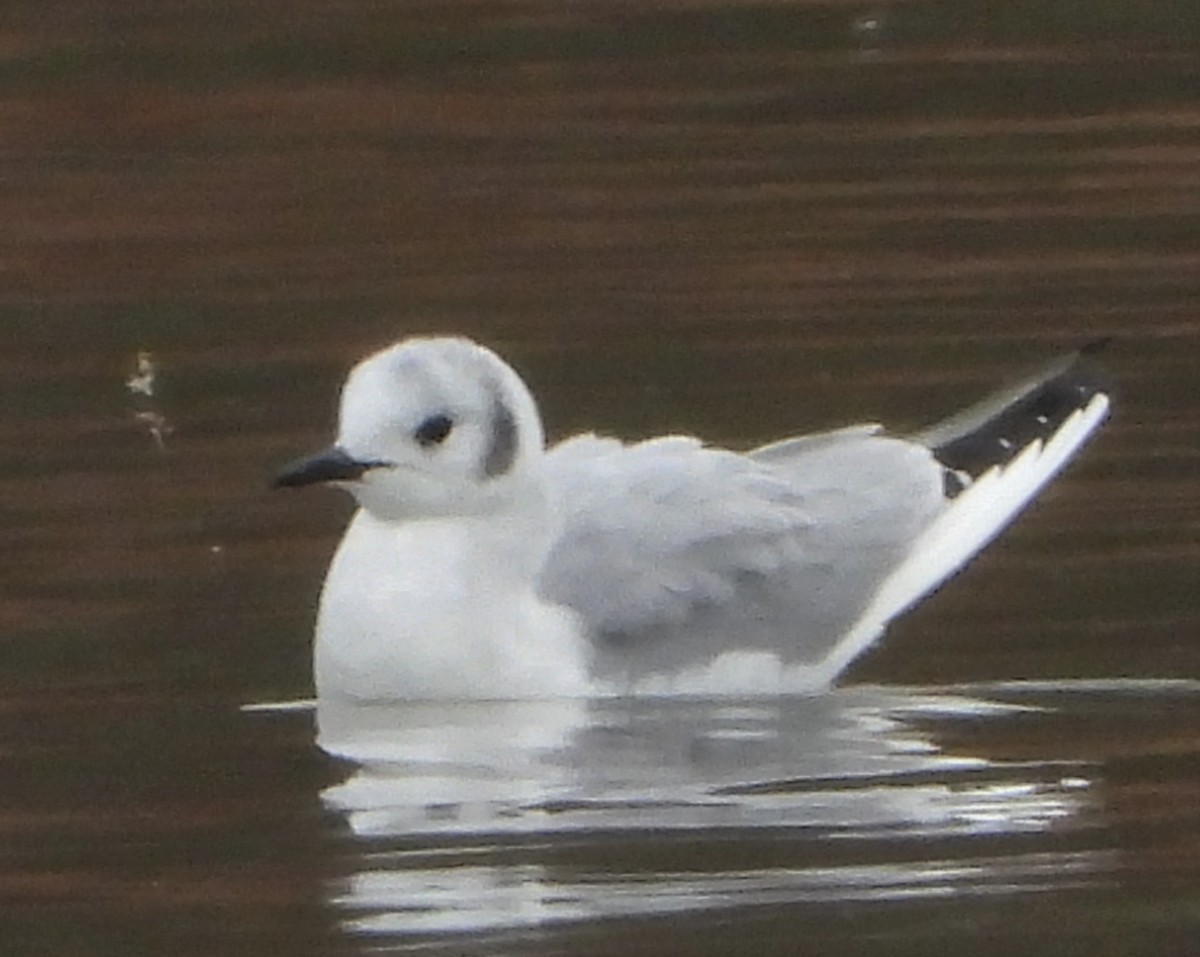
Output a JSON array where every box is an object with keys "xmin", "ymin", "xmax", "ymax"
[{"xmin": 314, "ymin": 509, "xmax": 590, "ymax": 700}]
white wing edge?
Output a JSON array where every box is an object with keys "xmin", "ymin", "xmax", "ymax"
[{"xmin": 808, "ymin": 391, "xmax": 1111, "ymax": 687}]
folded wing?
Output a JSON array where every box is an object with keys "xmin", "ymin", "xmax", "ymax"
[
  {"xmin": 537, "ymin": 345, "xmax": 1110, "ymax": 691},
  {"xmin": 538, "ymin": 429, "xmax": 945, "ymax": 682}
]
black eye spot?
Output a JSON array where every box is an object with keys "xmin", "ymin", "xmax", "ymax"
[{"xmin": 414, "ymin": 413, "xmax": 454, "ymax": 447}]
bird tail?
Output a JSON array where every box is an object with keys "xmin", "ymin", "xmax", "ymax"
[{"xmin": 812, "ymin": 342, "xmax": 1112, "ymax": 685}]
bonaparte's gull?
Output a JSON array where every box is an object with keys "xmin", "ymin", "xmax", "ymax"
[{"xmin": 275, "ymin": 337, "xmax": 1110, "ymax": 701}]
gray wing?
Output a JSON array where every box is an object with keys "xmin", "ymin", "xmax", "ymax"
[{"xmin": 537, "ymin": 428, "xmax": 945, "ymax": 682}]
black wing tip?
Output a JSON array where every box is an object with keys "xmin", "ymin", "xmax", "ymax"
[{"xmin": 930, "ymin": 344, "xmax": 1111, "ymax": 481}]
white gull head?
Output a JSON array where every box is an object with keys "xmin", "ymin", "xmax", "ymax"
[{"xmin": 327, "ymin": 336, "xmax": 545, "ymax": 522}]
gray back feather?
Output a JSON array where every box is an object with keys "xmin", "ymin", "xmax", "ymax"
[{"xmin": 537, "ymin": 430, "xmax": 944, "ymax": 681}]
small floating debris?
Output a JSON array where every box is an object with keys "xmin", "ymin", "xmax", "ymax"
[
  {"xmin": 133, "ymin": 410, "xmax": 173, "ymax": 450},
  {"xmin": 851, "ymin": 8, "xmax": 886, "ymax": 57},
  {"xmin": 125, "ymin": 350, "xmax": 157, "ymax": 396},
  {"xmin": 126, "ymin": 349, "xmax": 174, "ymax": 451}
]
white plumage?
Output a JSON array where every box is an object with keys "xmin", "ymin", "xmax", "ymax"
[{"xmin": 274, "ymin": 337, "xmax": 1110, "ymax": 701}]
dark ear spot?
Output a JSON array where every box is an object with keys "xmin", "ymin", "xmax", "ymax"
[{"xmin": 483, "ymin": 398, "xmax": 518, "ymax": 478}]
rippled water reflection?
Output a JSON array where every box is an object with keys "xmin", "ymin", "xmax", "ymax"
[
  {"xmin": 243, "ymin": 681, "xmax": 1199, "ymax": 953},
  {"xmin": 6, "ymin": 679, "xmax": 1200, "ymax": 956}
]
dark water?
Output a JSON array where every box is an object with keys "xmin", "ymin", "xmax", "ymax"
[{"xmin": 3, "ymin": 2, "xmax": 1199, "ymax": 954}]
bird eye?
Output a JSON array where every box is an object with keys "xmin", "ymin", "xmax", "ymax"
[{"xmin": 413, "ymin": 413, "xmax": 454, "ymax": 447}]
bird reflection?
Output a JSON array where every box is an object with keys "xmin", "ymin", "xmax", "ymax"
[{"xmin": 311, "ymin": 688, "xmax": 1105, "ymax": 945}]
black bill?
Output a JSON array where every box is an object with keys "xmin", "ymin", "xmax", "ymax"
[{"xmin": 272, "ymin": 446, "xmax": 390, "ymax": 489}]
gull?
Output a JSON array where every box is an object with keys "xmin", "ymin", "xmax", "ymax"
[{"xmin": 274, "ymin": 337, "xmax": 1110, "ymax": 701}]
